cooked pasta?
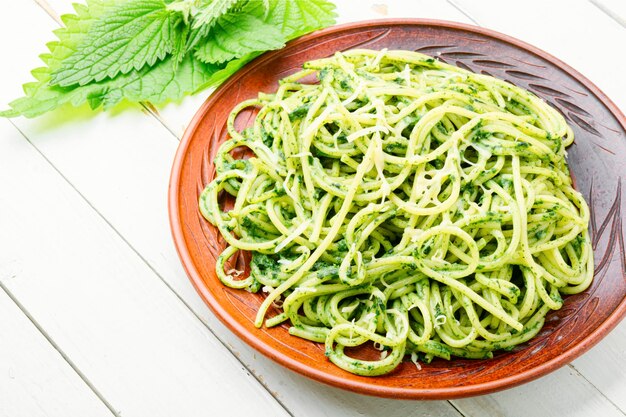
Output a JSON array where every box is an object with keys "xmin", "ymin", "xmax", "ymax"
[{"xmin": 199, "ymin": 49, "xmax": 593, "ymax": 376}]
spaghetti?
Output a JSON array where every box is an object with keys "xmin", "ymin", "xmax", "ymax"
[{"xmin": 199, "ymin": 49, "xmax": 593, "ymax": 376}]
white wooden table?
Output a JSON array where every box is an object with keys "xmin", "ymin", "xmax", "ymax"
[{"xmin": 1, "ymin": 1, "xmax": 624, "ymax": 416}]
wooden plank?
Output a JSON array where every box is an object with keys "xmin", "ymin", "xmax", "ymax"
[
  {"xmin": 0, "ymin": 130, "xmax": 288, "ymax": 417},
  {"xmin": 1, "ymin": 2, "xmax": 282, "ymax": 408},
  {"xmin": 334, "ymin": 0, "xmax": 472, "ymax": 24},
  {"xmin": 589, "ymin": 0, "xmax": 626, "ymax": 28},
  {"xmin": 454, "ymin": 366, "xmax": 624, "ymax": 417},
  {"xmin": 448, "ymin": 331, "xmax": 626, "ymax": 415},
  {"xmin": 0, "ymin": 278, "xmax": 114, "ymax": 417},
  {"xmin": 572, "ymin": 321, "xmax": 626, "ymax": 411},
  {"xmin": 450, "ymin": 0, "xmax": 626, "ymax": 110}
]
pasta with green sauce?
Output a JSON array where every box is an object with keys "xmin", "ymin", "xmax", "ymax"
[{"xmin": 199, "ymin": 49, "xmax": 594, "ymax": 376}]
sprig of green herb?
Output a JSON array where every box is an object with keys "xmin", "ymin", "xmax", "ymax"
[{"xmin": 1, "ymin": 0, "xmax": 336, "ymax": 118}]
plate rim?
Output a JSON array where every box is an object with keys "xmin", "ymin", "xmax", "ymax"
[{"xmin": 168, "ymin": 18, "xmax": 626, "ymax": 399}]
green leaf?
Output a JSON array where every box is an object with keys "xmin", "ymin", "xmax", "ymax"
[
  {"xmin": 116, "ymin": 54, "xmax": 219, "ymax": 105},
  {"xmin": 172, "ymin": 23, "xmax": 190, "ymax": 64},
  {"xmin": 261, "ymin": 0, "xmax": 337, "ymax": 40},
  {"xmin": 192, "ymin": 0, "xmax": 336, "ymax": 95},
  {"xmin": 2, "ymin": 0, "xmax": 218, "ymax": 118},
  {"xmin": 192, "ymin": 0, "xmax": 241, "ymax": 29},
  {"xmin": 183, "ymin": 0, "xmax": 242, "ymax": 53},
  {"xmin": 0, "ymin": 0, "xmax": 115, "ymax": 117},
  {"xmin": 0, "ymin": 109, "xmax": 19, "ymax": 118},
  {"xmin": 3, "ymin": 54, "xmax": 218, "ymax": 118},
  {"xmin": 194, "ymin": 11, "xmax": 284, "ymax": 64},
  {"xmin": 192, "ymin": 0, "xmax": 337, "ymax": 65},
  {"xmin": 47, "ymin": 0, "xmax": 120, "ymax": 71},
  {"xmin": 50, "ymin": 0, "xmax": 180, "ymax": 87},
  {"xmin": 1, "ymin": 0, "xmax": 337, "ymax": 119},
  {"xmin": 184, "ymin": 26, "xmax": 208, "ymax": 54},
  {"xmin": 192, "ymin": 0, "xmax": 240, "ymax": 29},
  {"xmin": 199, "ymin": 51, "xmax": 261, "ymax": 89}
]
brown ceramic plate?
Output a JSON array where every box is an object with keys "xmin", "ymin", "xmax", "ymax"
[{"xmin": 169, "ymin": 19, "xmax": 626, "ymax": 399}]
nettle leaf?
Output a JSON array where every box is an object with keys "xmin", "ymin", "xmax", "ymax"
[
  {"xmin": 177, "ymin": 0, "xmax": 338, "ymax": 96},
  {"xmin": 4, "ymin": 55, "xmax": 218, "ymax": 118},
  {"xmin": 0, "ymin": 0, "xmax": 338, "ymax": 119},
  {"xmin": 192, "ymin": 0, "xmax": 241, "ymax": 29},
  {"xmin": 50, "ymin": 0, "xmax": 180, "ymax": 87},
  {"xmin": 192, "ymin": 0, "xmax": 336, "ymax": 66},
  {"xmin": 184, "ymin": 0, "xmax": 242, "ymax": 53},
  {"xmin": 199, "ymin": 51, "xmax": 260, "ymax": 90},
  {"xmin": 117, "ymin": 54, "xmax": 219, "ymax": 105},
  {"xmin": 194, "ymin": 11, "xmax": 284, "ymax": 64},
  {"xmin": 0, "ymin": 0, "xmax": 216, "ymax": 118},
  {"xmin": 263, "ymin": 0, "xmax": 337, "ymax": 39},
  {"xmin": 0, "ymin": 0, "xmax": 115, "ymax": 117},
  {"xmin": 48, "ymin": 0, "xmax": 121, "ymax": 70}
]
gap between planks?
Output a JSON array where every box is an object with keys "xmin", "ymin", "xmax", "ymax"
[
  {"xmin": 14, "ymin": 3, "xmax": 377, "ymax": 416},
  {"xmin": 33, "ymin": 0, "xmax": 62, "ymax": 25},
  {"xmin": 588, "ymin": 0, "xmax": 626, "ymax": 28},
  {"xmin": 566, "ymin": 363, "xmax": 626, "ymax": 417},
  {"xmin": 21, "ymin": 1, "xmax": 461, "ymax": 414},
  {"xmin": 0, "ymin": 276, "xmax": 120, "ymax": 417},
  {"xmin": 445, "ymin": 0, "xmax": 480, "ymax": 25}
]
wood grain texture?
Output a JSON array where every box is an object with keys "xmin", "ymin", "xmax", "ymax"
[
  {"xmin": 572, "ymin": 320, "xmax": 626, "ymax": 411},
  {"xmin": 0, "ymin": 182, "xmax": 114, "ymax": 417},
  {"xmin": 0, "ymin": 6, "xmax": 283, "ymax": 408},
  {"xmin": 0, "ymin": 9, "xmax": 113, "ymax": 417},
  {"xmin": 453, "ymin": 367, "xmax": 624, "ymax": 417},
  {"xmin": 170, "ymin": 20, "xmax": 626, "ymax": 399}
]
